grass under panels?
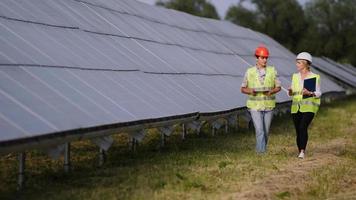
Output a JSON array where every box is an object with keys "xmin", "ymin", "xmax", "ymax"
[{"xmin": 0, "ymin": 96, "xmax": 355, "ymax": 200}]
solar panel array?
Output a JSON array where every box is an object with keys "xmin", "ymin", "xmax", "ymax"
[
  {"xmin": 0, "ymin": 0, "xmax": 346, "ymax": 153},
  {"xmin": 313, "ymin": 57, "xmax": 356, "ymax": 87}
]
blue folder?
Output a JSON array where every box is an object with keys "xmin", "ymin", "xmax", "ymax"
[{"xmin": 303, "ymin": 77, "xmax": 316, "ymax": 99}]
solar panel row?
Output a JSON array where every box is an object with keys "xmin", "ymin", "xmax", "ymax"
[
  {"xmin": 313, "ymin": 57, "xmax": 356, "ymax": 87},
  {"xmin": 0, "ymin": 0, "xmax": 347, "ymax": 154}
]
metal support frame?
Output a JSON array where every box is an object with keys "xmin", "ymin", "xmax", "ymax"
[
  {"xmin": 0, "ymin": 113, "xmax": 198, "ymax": 156},
  {"xmin": 211, "ymin": 120, "xmax": 223, "ymax": 136},
  {"xmin": 228, "ymin": 115, "xmax": 237, "ymax": 128},
  {"xmin": 248, "ymin": 119, "xmax": 254, "ymax": 130},
  {"xmin": 212, "ymin": 126, "xmax": 216, "ymax": 136},
  {"xmin": 187, "ymin": 120, "xmax": 202, "ymax": 135},
  {"xmin": 99, "ymin": 148, "xmax": 106, "ymax": 167},
  {"xmin": 225, "ymin": 119, "xmax": 228, "ymax": 134},
  {"xmin": 17, "ymin": 152, "xmax": 26, "ymax": 190},
  {"xmin": 158, "ymin": 126, "xmax": 173, "ymax": 148},
  {"xmin": 64, "ymin": 143, "xmax": 70, "ymax": 172},
  {"xmin": 130, "ymin": 138, "xmax": 137, "ymax": 152},
  {"xmin": 235, "ymin": 116, "xmax": 239, "ymax": 130},
  {"xmin": 129, "ymin": 130, "xmax": 145, "ymax": 152},
  {"xmin": 196, "ymin": 124, "xmax": 201, "ymax": 135},
  {"xmin": 160, "ymin": 132, "xmax": 166, "ymax": 148}
]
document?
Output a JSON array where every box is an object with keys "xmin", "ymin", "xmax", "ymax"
[{"xmin": 303, "ymin": 77, "xmax": 316, "ymax": 99}]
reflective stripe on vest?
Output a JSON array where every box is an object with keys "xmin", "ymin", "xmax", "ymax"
[
  {"xmin": 292, "ymin": 101, "xmax": 320, "ymax": 107},
  {"xmin": 246, "ymin": 66, "xmax": 276, "ymax": 110},
  {"xmin": 291, "ymin": 73, "xmax": 321, "ymax": 114}
]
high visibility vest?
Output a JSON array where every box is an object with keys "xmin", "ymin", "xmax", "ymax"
[
  {"xmin": 291, "ymin": 73, "xmax": 321, "ymax": 114},
  {"xmin": 246, "ymin": 66, "xmax": 277, "ymax": 110}
]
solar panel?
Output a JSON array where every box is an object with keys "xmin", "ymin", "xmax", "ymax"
[
  {"xmin": 313, "ymin": 57, "xmax": 356, "ymax": 87},
  {"xmin": 323, "ymin": 57, "xmax": 356, "ymax": 76},
  {"xmin": 0, "ymin": 0, "xmax": 346, "ymax": 155},
  {"xmin": 343, "ymin": 64, "xmax": 356, "ymax": 74}
]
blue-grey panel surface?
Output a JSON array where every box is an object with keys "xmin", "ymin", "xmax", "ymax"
[
  {"xmin": 343, "ymin": 64, "xmax": 356, "ymax": 74},
  {"xmin": 313, "ymin": 57, "xmax": 356, "ymax": 87},
  {"xmin": 323, "ymin": 57, "xmax": 356, "ymax": 76},
  {"xmin": 0, "ymin": 0, "xmax": 76, "ymax": 28},
  {"xmin": 0, "ymin": 0, "xmax": 346, "ymax": 150}
]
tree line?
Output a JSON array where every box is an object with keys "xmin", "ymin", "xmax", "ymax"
[{"xmin": 156, "ymin": 0, "xmax": 356, "ymax": 66}]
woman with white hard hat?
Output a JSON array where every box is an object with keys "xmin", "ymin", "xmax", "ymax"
[{"xmin": 288, "ymin": 52, "xmax": 321, "ymax": 159}]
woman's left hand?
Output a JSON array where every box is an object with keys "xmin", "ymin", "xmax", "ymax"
[{"xmin": 302, "ymin": 88, "xmax": 313, "ymax": 96}]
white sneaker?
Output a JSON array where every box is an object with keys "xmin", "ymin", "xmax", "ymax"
[{"xmin": 298, "ymin": 152, "xmax": 305, "ymax": 159}]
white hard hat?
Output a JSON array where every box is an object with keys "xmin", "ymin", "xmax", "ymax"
[{"xmin": 296, "ymin": 52, "xmax": 312, "ymax": 63}]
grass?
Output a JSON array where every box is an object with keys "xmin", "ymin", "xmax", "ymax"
[{"xmin": 0, "ymin": 95, "xmax": 355, "ymax": 200}]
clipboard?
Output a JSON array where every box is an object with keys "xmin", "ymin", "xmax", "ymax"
[{"xmin": 303, "ymin": 77, "xmax": 316, "ymax": 99}]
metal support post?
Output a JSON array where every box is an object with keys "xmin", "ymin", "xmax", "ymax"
[
  {"xmin": 160, "ymin": 132, "xmax": 166, "ymax": 148},
  {"xmin": 225, "ymin": 119, "xmax": 228, "ymax": 134},
  {"xmin": 236, "ymin": 117, "xmax": 239, "ymax": 130},
  {"xmin": 196, "ymin": 125, "xmax": 201, "ymax": 135},
  {"xmin": 17, "ymin": 153, "xmax": 26, "ymax": 190},
  {"xmin": 64, "ymin": 143, "xmax": 71, "ymax": 172},
  {"xmin": 99, "ymin": 148, "xmax": 106, "ymax": 167},
  {"xmin": 130, "ymin": 138, "xmax": 137, "ymax": 152},
  {"xmin": 182, "ymin": 124, "xmax": 186, "ymax": 140},
  {"xmin": 248, "ymin": 120, "xmax": 254, "ymax": 130}
]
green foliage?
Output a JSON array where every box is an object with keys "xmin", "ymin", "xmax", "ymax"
[
  {"xmin": 302, "ymin": 163, "xmax": 355, "ymax": 199},
  {"xmin": 225, "ymin": 0, "xmax": 356, "ymax": 66},
  {"xmin": 253, "ymin": 0, "xmax": 306, "ymax": 51},
  {"xmin": 226, "ymin": 0, "xmax": 306, "ymax": 52},
  {"xmin": 225, "ymin": 3, "xmax": 259, "ymax": 30},
  {"xmin": 156, "ymin": 0, "xmax": 356, "ymax": 66},
  {"xmin": 275, "ymin": 191, "xmax": 291, "ymax": 199},
  {"xmin": 218, "ymin": 160, "xmax": 233, "ymax": 169},
  {"xmin": 299, "ymin": 0, "xmax": 356, "ymax": 65},
  {"xmin": 156, "ymin": 0, "xmax": 220, "ymax": 19}
]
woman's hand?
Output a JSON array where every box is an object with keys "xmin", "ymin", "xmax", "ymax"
[{"xmin": 302, "ymin": 88, "xmax": 314, "ymax": 96}]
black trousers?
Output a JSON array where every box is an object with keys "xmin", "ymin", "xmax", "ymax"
[{"xmin": 292, "ymin": 111, "xmax": 315, "ymax": 151}]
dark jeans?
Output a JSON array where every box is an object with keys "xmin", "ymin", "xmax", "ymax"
[{"xmin": 292, "ymin": 111, "xmax": 315, "ymax": 151}]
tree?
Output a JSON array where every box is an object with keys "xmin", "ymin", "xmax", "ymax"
[
  {"xmin": 300, "ymin": 0, "xmax": 356, "ymax": 65},
  {"xmin": 226, "ymin": 0, "xmax": 306, "ymax": 52},
  {"xmin": 225, "ymin": 1, "xmax": 259, "ymax": 30},
  {"xmin": 156, "ymin": 0, "xmax": 220, "ymax": 20},
  {"xmin": 254, "ymin": 0, "xmax": 306, "ymax": 51}
]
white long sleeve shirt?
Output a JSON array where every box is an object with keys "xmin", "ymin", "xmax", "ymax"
[{"xmin": 290, "ymin": 72, "xmax": 322, "ymax": 98}]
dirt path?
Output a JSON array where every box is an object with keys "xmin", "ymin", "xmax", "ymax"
[{"xmin": 225, "ymin": 138, "xmax": 355, "ymax": 200}]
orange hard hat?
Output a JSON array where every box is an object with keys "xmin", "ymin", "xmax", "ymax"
[{"xmin": 255, "ymin": 46, "xmax": 269, "ymax": 58}]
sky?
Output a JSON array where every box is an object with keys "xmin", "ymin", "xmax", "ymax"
[{"xmin": 136, "ymin": 0, "xmax": 309, "ymax": 19}]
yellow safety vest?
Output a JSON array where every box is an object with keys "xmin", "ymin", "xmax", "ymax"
[
  {"xmin": 246, "ymin": 66, "xmax": 277, "ymax": 110},
  {"xmin": 291, "ymin": 73, "xmax": 321, "ymax": 114}
]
